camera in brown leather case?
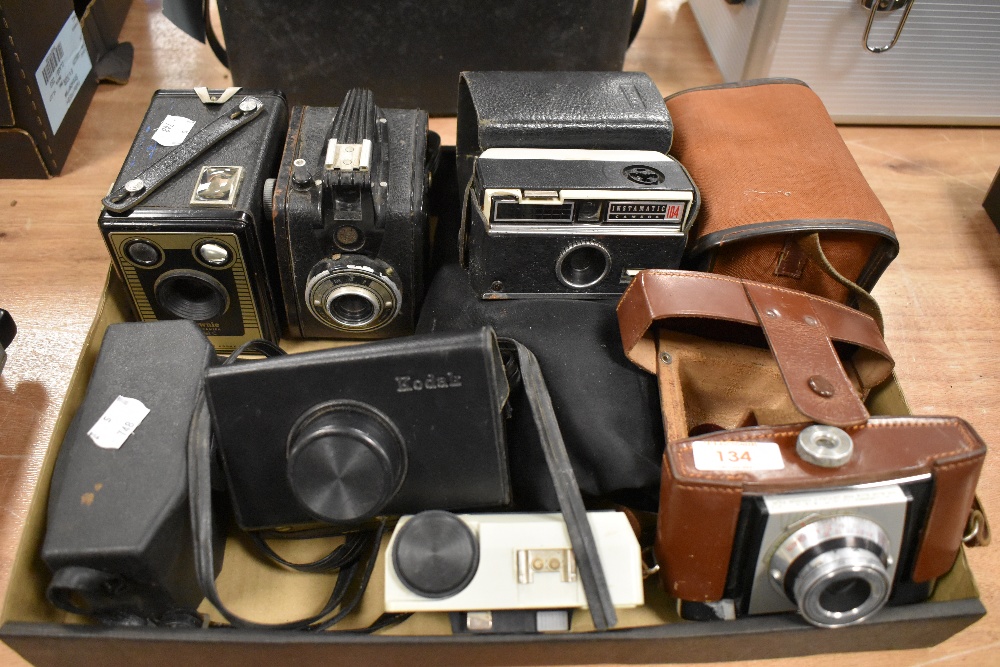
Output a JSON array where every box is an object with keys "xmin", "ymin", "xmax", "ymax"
[
  {"xmin": 657, "ymin": 417, "xmax": 986, "ymax": 628},
  {"xmin": 617, "ymin": 270, "xmax": 988, "ymax": 627}
]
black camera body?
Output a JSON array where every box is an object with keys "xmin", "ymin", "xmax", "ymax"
[
  {"xmin": 98, "ymin": 89, "xmax": 288, "ymax": 354},
  {"xmin": 270, "ymin": 89, "xmax": 431, "ymax": 339},
  {"xmin": 203, "ymin": 328, "xmax": 512, "ymax": 531},
  {"xmin": 465, "ymin": 148, "xmax": 698, "ymax": 299},
  {"xmin": 41, "ymin": 321, "xmax": 223, "ymax": 624}
]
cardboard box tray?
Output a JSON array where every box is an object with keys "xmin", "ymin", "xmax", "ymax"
[{"xmin": 0, "ymin": 271, "xmax": 985, "ymax": 666}]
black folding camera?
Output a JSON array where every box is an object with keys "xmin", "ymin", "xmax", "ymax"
[
  {"xmin": 204, "ymin": 328, "xmax": 512, "ymax": 531},
  {"xmin": 98, "ymin": 88, "xmax": 288, "ymax": 353},
  {"xmin": 269, "ymin": 88, "xmax": 432, "ymax": 339},
  {"xmin": 465, "ymin": 148, "xmax": 698, "ymax": 298}
]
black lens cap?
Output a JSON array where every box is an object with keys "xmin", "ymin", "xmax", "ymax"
[{"xmin": 392, "ymin": 511, "xmax": 479, "ymax": 599}]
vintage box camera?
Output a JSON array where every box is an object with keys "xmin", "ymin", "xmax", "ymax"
[
  {"xmin": 98, "ymin": 89, "xmax": 288, "ymax": 353},
  {"xmin": 465, "ymin": 148, "xmax": 698, "ymax": 298},
  {"xmin": 270, "ymin": 88, "xmax": 432, "ymax": 339},
  {"xmin": 384, "ymin": 510, "xmax": 644, "ymax": 630},
  {"xmin": 656, "ymin": 419, "xmax": 987, "ymax": 628},
  {"xmin": 203, "ymin": 328, "xmax": 512, "ymax": 531}
]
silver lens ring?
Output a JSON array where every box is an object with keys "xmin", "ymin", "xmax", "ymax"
[
  {"xmin": 555, "ymin": 242, "xmax": 611, "ymax": 289},
  {"xmin": 793, "ymin": 548, "xmax": 891, "ymax": 627},
  {"xmin": 305, "ymin": 260, "xmax": 402, "ymax": 332},
  {"xmin": 769, "ymin": 515, "xmax": 893, "ymax": 628}
]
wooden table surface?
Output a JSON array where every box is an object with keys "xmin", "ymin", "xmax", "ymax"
[{"xmin": 1, "ymin": 1, "xmax": 998, "ymax": 665}]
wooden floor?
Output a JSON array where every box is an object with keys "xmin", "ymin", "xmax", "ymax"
[{"xmin": 1, "ymin": 1, "xmax": 999, "ymax": 665}]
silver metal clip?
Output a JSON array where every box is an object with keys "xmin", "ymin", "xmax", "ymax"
[
  {"xmin": 861, "ymin": 0, "xmax": 915, "ymax": 53},
  {"xmin": 194, "ymin": 86, "xmax": 242, "ymax": 105},
  {"xmin": 516, "ymin": 548, "xmax": 577, "ymax": 584}
]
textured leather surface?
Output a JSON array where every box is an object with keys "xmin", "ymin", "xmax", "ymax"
[
  {"xmin": 417, "ymin": 264, "xmax": 664, "ymax": 511},
  {"xmin": 656, "ymin": 417, "xmax": 987, "ymax": 601},
  {"xmin": 456, "ymin": 71, "xmax": 673, "ymax": 190},
  {"xmin": 743, "ymin": 281, "xmax": 869, "ymax": 427},
  {"xmin": 667, "ymin": 79, "xmax": 898, "ymax": 301},
  {"xmin": 215, "ymin": 0, "xmax": 635, "ymax": 114},
  {"xmin": 617, "ymin": 270, "xmax": 893, "ymax": 428}
]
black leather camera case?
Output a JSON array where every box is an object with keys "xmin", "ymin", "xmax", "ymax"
[
  {"xmin": 204, "ymin": 328, "xmax": 512, "ymax": 531},
  {"xmin": 41, "ymin": 321, "xmax": 222, "ymax": 623}
]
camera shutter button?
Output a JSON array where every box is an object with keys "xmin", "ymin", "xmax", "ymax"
[{"xmin": 392, "ymin": 511, "xmax": 479, "ymax": 599}]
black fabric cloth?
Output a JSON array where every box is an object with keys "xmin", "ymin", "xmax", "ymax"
[{"xmin": 416, "ymin": 264, "xmax": 663, "ymax": 511}]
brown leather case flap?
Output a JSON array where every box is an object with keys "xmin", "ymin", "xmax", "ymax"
[
  {"xmin": 657, "ymin": 417, "xmax": 988, "ymax": 601},
  {"xmin": 617, "ymin": 270, "xmax": 893, "ymax": 427}
]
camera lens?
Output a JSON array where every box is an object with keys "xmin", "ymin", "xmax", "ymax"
[
  {"xmin": 818, "ymin": 577, "xmax": 872, "ymax": 613},
  {"xmin": 769, "ymin": 515, "xmax": 893, "ymax": 627},
  {"xmin": 555, "ymin": 242, "xmax": 611, "ymax": 289},
  {"xmin": 286, "ymin": 401, "xmax": 406, "ymax": 524},
  {"xmin": 327, "ymin": 287, "xmax": 379, "ymax": 327},
  {"xmin": 153, "ymin": 269, "xmax": 230, "ymax": 321},
  {"xmin": 305, "ymin": 256, "xmax": 403, "ymax": 333}
]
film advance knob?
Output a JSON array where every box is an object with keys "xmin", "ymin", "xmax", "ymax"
[
  {"xmin": 392, "ymin": 511, "xmax": 480, "ymax": 599},
  {"xmin": 286, "ymin": 402, "xmax": 406, "ymax": 524}
]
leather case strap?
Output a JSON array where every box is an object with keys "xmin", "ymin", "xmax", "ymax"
[
  {"xmin": 102, "ymin": 93, "xmax": 265, "ymax": 213},
  {"xmin": 617, "ymin": 270, "xmax": 893, "ymax": 428},
  {"xmin": 656, "ymin": 417, "xmax": 988, "ymax": 601}
]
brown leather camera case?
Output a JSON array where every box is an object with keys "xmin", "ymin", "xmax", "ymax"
[
  {"xmin": 617, "ymin": 270, "xmax": 894, "ymax": 441},
  {"xmin": 666, "ymin": 79, "xmax": 898, "ymax": 307}
]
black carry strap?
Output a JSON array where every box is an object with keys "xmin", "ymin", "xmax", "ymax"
[
  {"xmin": 102, "ymin": 94, "xmax": 265, "ymax": 213},
  {"xmin": 500, "ymin": 339, "xmax": 617, "ymax": 631}
]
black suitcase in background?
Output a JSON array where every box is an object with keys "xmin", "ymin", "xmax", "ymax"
[{"xmin": 164, "ymin": 0, "xmax": 642, "ymax": 114}]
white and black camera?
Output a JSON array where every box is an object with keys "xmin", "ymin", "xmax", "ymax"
[
  {"xmin": 385, "ymin": 510, "xmax": 644, "ymax": 632},
  {"xmin": 464, "ymin": 148, "xmax": 698, "ymax": 298}
]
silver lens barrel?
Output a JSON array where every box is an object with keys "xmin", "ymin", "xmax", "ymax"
[
  {"xmin": 769, "ymin": 515, "xmax": 893, "ymax": 627},
  {"xmin": 305, "ymin": 257, "xmax": 402, "ymax": 333}
]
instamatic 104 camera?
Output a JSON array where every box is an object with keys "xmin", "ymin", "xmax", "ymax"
[
  {"xmin": 99, "ymin": 89, "xmax": 288, "ymax": 353},
  {"xmin": 270, "ymin": 88, "xmax": 432, "ymax": 339},
  {"xmin": 384, "ymin": 510, "xmax": 644, "ymax": 633},
  {"xmin": 657, "ymin": 420, "xmax": 987, "ymax": 628},
  {"xmin": 465, "ymin": 148, "xmax": 698, "ymax": 298}
]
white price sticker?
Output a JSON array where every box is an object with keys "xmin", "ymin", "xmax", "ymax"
[
  {"xmin": 87, "ymin": 396, "xmax": 151, "ymax": 450},
  {"xmin": 151, "ymin": 115, "xmax": 196, "ymax": 146},
  {"xmin": 692, "ymin": 441, "xmax": 785, "ymax": 472}
]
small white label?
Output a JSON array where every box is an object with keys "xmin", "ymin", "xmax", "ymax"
[
  {"xmin": 35, "ymin": 13, "xmax": 92, "ymax": 134},
  {"xmin": 87, "ymin": 396, "xmax": 151, "ymax": 450},
  {"xmin": 692, "ymin": 441, "xmax": 785, "ymax": 472},
  {"xmin": 151, "ymin": 115, "xmax": 196, "ymax": 146}
]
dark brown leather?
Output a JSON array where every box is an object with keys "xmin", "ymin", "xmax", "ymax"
[
  {"xmin": 617, "ymin": 270, "xmax": 893, "ymax": 428},
  {"xmin": 656, "ymin": 417, "xmax": 987, "ymax": 602},
  {"xmin": 665, "ymin": 79, "xmax": 898, "ymax": 303}
]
